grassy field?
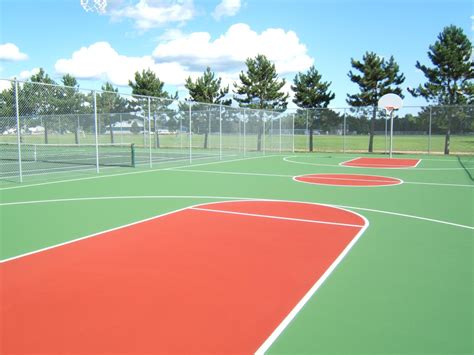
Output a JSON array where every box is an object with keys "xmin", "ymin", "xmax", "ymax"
[{"xmin": 2, "ymin": 132, "xmax": 474, "ymax": 154}]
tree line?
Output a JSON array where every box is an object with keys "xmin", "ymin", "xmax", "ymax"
[{"xmin": 1, "ymin": 25, "xmax": 472, "ymax": 154}]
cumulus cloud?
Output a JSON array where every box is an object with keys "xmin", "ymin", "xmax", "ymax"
[
  {"xmin": 0, "ymin": 43, "xmax": 28, "ymax": 61},
  {"xmin": 152, "ymin": 23, "xmax": 313, "ymax": 74},
  {"xmin": 18, "ymin": 68, "xmax": 41, "ymax": 80},
  {"xmin": 53, "ymin": 23, "xmax": 313, "ymax": 97},
  {"xmin": 212, "ymin": 0, "xmax": 241, "ymax": 20},
  {"xmin": 54, "ymin": 41, "xmax": 193, "ymax": 86},
  {"xmin": 110, "ymin": 0, "xmax": 195, "ymax": 30}
]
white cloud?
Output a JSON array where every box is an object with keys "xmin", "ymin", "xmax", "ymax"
[
  {"xmin": 110, "ymin": 0, "xmax": 195, "ymax": 30},
  {"xmin": 53, "ymin": 24, "xmax": 313, "ymax": 99},
  {"xmin": 0, "ymin": 43, "xmax": 28, "ymax": 61},
  {"xmin": 54, "ymin": 41, "xmax": 192, "ymax": 86},
  {"xmin": 18, "ymin": 68, "xmax": 40, "ymax": 80},
  {"xmin": 0, "ymin": 67, "xmax": 40, "ymax": 92},
  {"xmin": 212, "ymin": 0, "xmax": 241, "ymax": 20},
  {"xmin": 152, "ymin": 23, "xmax": 313, "ymax": 74}
]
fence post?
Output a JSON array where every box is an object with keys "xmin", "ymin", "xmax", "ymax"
[
  {"xmin": 343, "ymin": 109, "xmax": 346, "ymax": 153},
  {"xmin": 243, "ymin": 109, "xmax": 246, "ymax": 157},
  {"xmin": 219, "ymin": 104, "xmax": 222, "ymax": 160},
  {"xmin": 306, "ymin": 109, "xmax": 309, "ymax": 152},
  {"xmin": 93, "ymin": 90, "xmax": 100, "ymax": 173},
  {"xmin": 189, "ymin": 102, "xmax": 192, "ymax": 164},
  {"xmin": 263, "ymin": 115, "xmax": 266, "ymax": 155},
  {"xmin": 292, "ymin": 113, "xmax": 295, "ymax": 153},
  {"xmin": 180, "ymin": 115, "xmax": 183, "ymax": 150},
  {"xmin": 14, "ymin": 80, "xmax": 23, "ymax": 182},
  {"xmin": 428, "ymin": 106, "xmax": 432, "ymax": 154},
  {"xmin": 148, "ymin": 97, "xmax": 152, "ymax": 168},
  {"xmin": 279, "ymin": 114, "xmax": 282, "ymax": 153}
]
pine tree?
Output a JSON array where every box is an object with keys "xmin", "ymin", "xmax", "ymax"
[
  {"xmin": 347, "ymin": 52, "xmax": 405, "ymax": 152},
  {"xmin": 234, "ymin": 55, "xmax": 288, "ymax": 150},
  {"xmin": 234, "ymin": 54, "xmax": 288, "ymax": 110},
  {"xmin": 185, "ymin": 67, "xmax": 231, "ymax": 149},
  {"xmin": 292, "ymin": 66, "xmax": 335, "ymax": 151},
  {"xmin": 98, "ymin": 82, "xmax": 130, "ymax": 143},
  {"xmin": 409, "ymin": 25, "xmax": 473, "ymax": 154},
  {"xmin": 129, "ymin": 69, "xmax": 177, "ymax": 148}
]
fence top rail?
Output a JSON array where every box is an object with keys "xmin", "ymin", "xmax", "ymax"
[{"xmin": 1, "ymin": 78, "xmax": 472, "ymax": 115}]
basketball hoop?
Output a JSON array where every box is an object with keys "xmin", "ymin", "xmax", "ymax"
[
  {"xmin": 81, "ymin": 0, "xmax": 107, "ymax": 13},
  {"xmin": 384, "ymin": 106, "xmax": 396, "ymax": 113},
  {"xmin": 377, "ymin": 93, "xmax": 403, "ymax": 158}
]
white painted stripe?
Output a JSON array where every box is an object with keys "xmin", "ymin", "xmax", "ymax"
[
  {"xmin": 332, "ymin": 204, "xmax": 474, "ymax": 230},
  {"xmin": 170, "ymin": 168, "xmax": 292, "ymax": 178},
  {"xmin": 404, "ymin": 181, "xmax": 473, "ymax": 188},
  {"xmin": 293, "ymin": 175, "xmax": 404, "ymax": 188},
  {"xmin": 339, "ymin": 157, "xmax": 421, "ymax": 168},
  {"xmin": 1, "ymin": 196, "xmax": 471, "ymax": 263},
  {"xmin": 0, "ymin": 155, "xmax": 271, "ymax": 191},
  {"xmin": 254, "ymin": 208, "xmax": 369, "ymax": 355},
  {"xmin": 0, "ymin": 205, "xmax": 191, "ymax": 263},
  {"xmin": 0, "ymin": 195, "xmax": 247, "ymax": 207},
  {"xmin": 168, "ymin": 167, "xmax": 471, "ymax": 188},
  {"xmin": 190, "ymin": 207, "xmax": 365, "ymax": 228},
  {"xmin": 283, "ymin": 156, "xmax": 474, "ymax": 171},
  {"xmin": 297, "ymin": 175, "xmax": 400, "ymax": 183}
]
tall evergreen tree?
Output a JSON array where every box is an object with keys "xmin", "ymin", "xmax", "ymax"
[
  {"xmin": 234, "ymin": 54, "xmax": 288, "ymax": 110},
  {"xmin": 234, "ymin": 54, "xmax": 288, "ymax": 151},
  {"xmin": 129, "ymin": 69, "xmax": 177, "ymax": 148},
  {"xmin": 347, "ymin": 52, "xmax": 405, "ymax": 152},
  {"xmin": 98, "ymin": 82, "xmax": 130, "ymax": 143},
  {"xmin": 292, "ymin": 66, "xmax": 335, "ymax": 151},
  {"xmin": 57, "ymin": 74, "xmax": 85, "ymax": 143},
  {"xmin": 129, "ymin": 69, "xmax": 173, "ymax": 99},
  {"xmin": 185, "ymin": 67, "xmax": 231, "ymax": 105},
  {"xmin": 408, "ymin": 25, "xmax": 473, "ymax": 154},
  {"xmin": 185, "ymin": 67, "xmax": 231, "ymax": 149},
  {"xmin": 26, "ymin": 68, "xmax": 58, "ymax": 143}
]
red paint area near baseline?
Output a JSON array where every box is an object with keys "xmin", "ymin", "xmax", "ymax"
[
  {"xmin": 341, "ymin": 157, "xmax": 420, "ymax": 168},
  {"xmin": 295, "ymin": 174, "xmax": 402, "ymax": 186},
  {"xmin": 1, "ymin": 201, "xmax": 366, "ymax": 354}
]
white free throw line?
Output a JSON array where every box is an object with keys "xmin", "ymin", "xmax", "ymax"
[{"xmin": 190, "ymin": 207, "xmax": 365, "ymax": 228}]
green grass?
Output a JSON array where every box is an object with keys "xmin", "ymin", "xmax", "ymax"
[
  {"xmin": 2, "ymin": 132, "xmax": 474, "ymax": 154},
  {"xmin": 1, "ymin": 153, "xmax": 472, "ymax": 353}
]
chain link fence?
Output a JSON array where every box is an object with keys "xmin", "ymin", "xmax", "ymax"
[{"xmin": 1, "ymin": 79, "xmax": 473, "ymax": 182}]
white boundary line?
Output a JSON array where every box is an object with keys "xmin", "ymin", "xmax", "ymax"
[
  {"xmin": 283, "ymin": 156, "xmax": 474, "ymax": 171},
  {"xmin": 170, "ymin": 168, "xmax": 292, "ymax": 178},
  {"xmin": 167, "ymin": 167, "xmax": 472, "ymax": 188},
  {"xmin": 1, "ymin": 195, "xmax": 471, "ymax": 234},
  {"xmin": 190, "ymin": 206, "xmax": 365, "ymax": 228},
  {"xmin": 0, "ymin": 155, "xmax": 271, "ymax": 191},
  {"xmin": 0, "ymin": 195, "xmax": 474, "ymax": 256},
  {"xmin": 293, "ymin": 173, "xmax": 403, "ymax": 188},
  {"xmin": 339, "ymin": 157, "xmax": 421, "ymax": 169},
  {"xmin": 1, "ymin": 194, "xmax": 471, "ymax": 261},
  {"xmin": 253, "ymin": 203, "xmax": 369, "ymax": 355}
]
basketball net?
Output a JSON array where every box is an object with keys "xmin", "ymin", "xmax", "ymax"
[
  {"xmin": 81, "ymin": 0, "xmax": 107, "ymax": 13},
  {"xmin": 384, "ymin": 106, "xmax": 395, "ymax": 114}
]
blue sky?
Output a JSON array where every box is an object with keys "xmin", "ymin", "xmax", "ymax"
[{"xmin": 0, "ymin": 0, "xmax": 471, "ymax": 107}]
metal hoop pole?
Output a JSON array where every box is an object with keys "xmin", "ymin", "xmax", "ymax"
[
  {"xmin": 14, "ymin": 80, "xmax": 23, "ymax": 182},
  {"xmin": 219, "ymin": 104, "xmax": 222, "ymax": 160},
  {"xmin": 389, "ymin": 110, "xmax": 394, "ymax": 158}
]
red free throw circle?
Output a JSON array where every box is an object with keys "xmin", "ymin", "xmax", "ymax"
[{"xmin": 294, "ymin": 173, "xmax": 403, "ymax": 187}]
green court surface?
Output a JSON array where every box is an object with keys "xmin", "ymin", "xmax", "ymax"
[{"xmin": 1, "ymin": 153, "xmax": 473, "ymax": 354}]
